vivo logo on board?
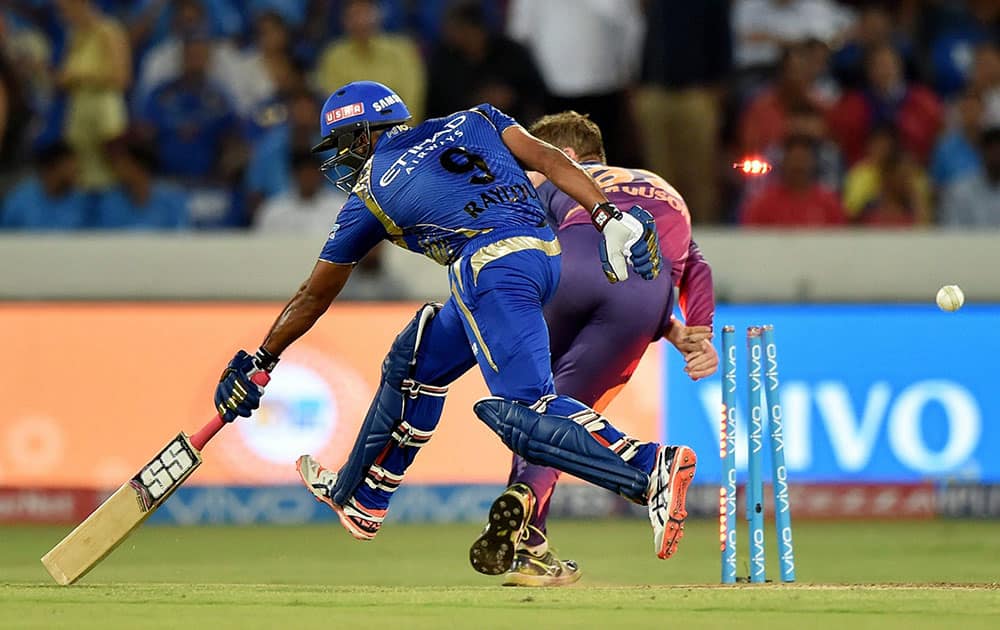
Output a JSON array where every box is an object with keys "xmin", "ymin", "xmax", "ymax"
[{"xmin": 693, "ymin": 379, "xmax": 982, "ymax": 478}]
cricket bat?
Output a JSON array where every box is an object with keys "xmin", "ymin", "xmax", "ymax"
[{"xmin": 41, "ymin": 372, "xmax": 270, "ymax": 585}]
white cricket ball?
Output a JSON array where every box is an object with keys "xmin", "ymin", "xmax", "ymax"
[{"xmin": 936, "ymin": 285, "xmax": 965, "ymax": 312}]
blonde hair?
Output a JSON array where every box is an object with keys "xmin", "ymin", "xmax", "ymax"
[{"xmin": 528, "ymin": 111, "xmax": 606, "ymax": 163}]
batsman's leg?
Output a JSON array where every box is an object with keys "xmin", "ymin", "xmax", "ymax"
[
  {"xmin": 477, "ymin": 397, "xmax": 697, "ymax": 561},
  {"xmin": 297, "ymin": 300, "xmax": 476, "ymax": 540},
  {"xmin": 501, "ymin": 224, "xmax": 676, "ymax": 583},
  {"xmin": 452, "ymin": 250, "xmax": 696, "ymax": 572},
  {"xmin": 507, "ymin": 314, "xmax": 658, "ymax": 544}
]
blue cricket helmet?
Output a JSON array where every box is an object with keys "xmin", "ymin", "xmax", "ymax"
[{"xmin": 312, "ymin": 81, "xmax": 412, "ymax": 192}]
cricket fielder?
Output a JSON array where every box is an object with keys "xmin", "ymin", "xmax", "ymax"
[
  {"xmin": 212, "ymin": 82, "xmax": 697, "ymax": 571},
  {"xmin": 475, "ymin": 112, "xmax": 718, "ymax": 586}
]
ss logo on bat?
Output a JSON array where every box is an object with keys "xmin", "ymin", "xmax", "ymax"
[{"xmin": 135, "ymin": 437, "xmax": 197, "ymax": 504}]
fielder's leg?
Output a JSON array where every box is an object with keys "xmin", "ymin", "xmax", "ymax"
[{"xmin": 297, "ymin": 300, "xmax": 476, "ymax": 540}]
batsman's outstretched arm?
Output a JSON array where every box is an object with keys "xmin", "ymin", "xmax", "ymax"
[
  {"xmin": 213, "ymin": 259, "xmax": 352, "ymax": 423},
  {"xmin": 262, "ymin": 260, "xmax": 353, "ymax": 357}
]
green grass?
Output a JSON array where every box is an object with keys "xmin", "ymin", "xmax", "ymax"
[{"xmin": 2, "ymin": 520, "xmax": 999, "ymax": 629}]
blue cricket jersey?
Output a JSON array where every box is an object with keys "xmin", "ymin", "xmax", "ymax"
[{"xmin": 319, "ymin": 104, "xmax": 547, "ymax": 265}]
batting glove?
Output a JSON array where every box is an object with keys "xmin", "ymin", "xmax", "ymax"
[
  {"xmin": 214, "ymin": 348, "xmax": 277, "ymax": 422},
  {"xmin": 593, "ymin": 202, "xmax": 663, "ymax": 283}
]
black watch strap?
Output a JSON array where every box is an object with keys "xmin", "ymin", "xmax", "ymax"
[
  {"xmin": 254, "ymin": 347, "xmax": 280, "ymax": 373},
  {"xmin": 590, "ymin": 202, "xmax": 621, "ymax": 232}
]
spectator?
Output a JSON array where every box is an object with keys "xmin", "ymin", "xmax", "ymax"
[
  {"xmin": 508, "ymin": 0, "xmax": 643, "ymax": 164},
  {"xmin": 246, "ymin": 0, "xmax": 308, "ymax": 30},
  {"xmin": 741, "ymin": 103, "xmax": 842, "ymax": 204},
  {"xmin": 741, "ymin": 134, "xmax": 846, "ymax": 226},
  {"xmin": 56, "ymin": 0, "xmax": 131, "ymax": 191},
  {"xmin": 1, "ymin": 6, "xmax": 60, "ymax": 151},
  {"xmin": 123, "ymin": 0, "xmax": 244, "ymax": 49},
  {"xmin": 928, "ymin": 0, "xmax": 1000, "ymax": 98},
  {"xmin": 294, "ymin": 0, "xmax": 340, "ymax": 66},
  {"xmin": 225, "ymin": 10, "xmax": 294, "ymax": 118},
  {"xmin": 135, "ymin": 0, "xmax": 210, "ymax": 104},
  {"xmin": 255, "ymin": 150, "xmax": 347, "ymax": 233},
  {"xmin": 123, "ymin": 0, "xmax": 171, "ymax": 64},
  {"xmin": 857, "ymin": 151, "xmax": 923, "ymax": 227},
  {"xmin": 732, "ymin": 0, "xmax": 853, "ymax": 73},
  {"xmin": 930, "ymin": 91, "xmax": 985, "ymax": 188},
  {"xmin": 244, "ymin": 55, "xmax": 309, "ymax": 140},
  {"xmin": 830, "ymin": 3, "xmax": 916, "ymax": 91},
  {"xmin": 843, "ymin": 126, "xmax": 931, "ymax": 224},
  {"xmin": 843, "ymin": 126, "xmax": 932, "ymax": 224},
  {"xmin": 967, "ymin": 43, "xmax": 1000, "ymax": 127},
  {"xmin": 314, "ymin": 0, "xmax": 426, "ymax": 122},
  {"xmin": 788, "ymin": 103, "xmax": 842, "ymax": 191},
  {"xmin": 802, "ymin": 37, "xmax": 840, "ymax": 103},
  {"xmin": 410, "ymin": 0, "xmax": 503, "ymax": 44},
  {"xmin": 1, "ymin": 141, "xmax": 87, "ymax": 230},
  {"xmin": 739, "ymin": 44, "xmax": 828, "ymax": 155},
  {"xmin": 426, "ymin": 0, "xmax": 546, "ymax": 123},
  {"xmin": 828, "ymin": 43, "xmax": 943, "ymax": 165},
  {"xmin": 134, "ymin": 0, "xmax": 249, "ymax": 110},
  {"xmin": 245, "ymin": 89, "xmax": 321, "ymax": 214},
  {"xmin": 2, "ymin": 2, "xmax": 67, "ymax": 64},
  {"xmin": 633, "ymin": 0, "xmax": 730, "ymax": 224},
  {"xmin": 0, "ymin": 29, "xmax": 33, "ymax": 178},
  {"xmin": 0, "ymin": 10, "xmax": 52, "ymax": 112},
  {"xmin": 95, "ymin": 136, "xmax": 189, "ymax": 229},
  {"xmin": 940, "ymin": 126, "xmax": 1000, "ymax": 228},
  {"xmin": 136, "ymin": 35, "xmax": 241, "ymax": 182}
]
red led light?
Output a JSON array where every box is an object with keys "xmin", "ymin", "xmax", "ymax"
[{"xmin": 733, "ymin": 157, "xmax": 773, "ymax": 176}]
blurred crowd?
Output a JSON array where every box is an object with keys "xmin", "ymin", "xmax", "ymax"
[{"xmin": 0, "ymin": 0, "xmax": 999, "ymax": 234}]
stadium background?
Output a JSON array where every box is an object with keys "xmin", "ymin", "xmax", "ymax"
[{"xmin": 2, "ymin": 0, "xmax": 999, "ymax": 528}]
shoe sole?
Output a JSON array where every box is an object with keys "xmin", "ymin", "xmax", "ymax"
[
  {"xmin": 295, "ymin": 456, "xmax": 374, "ymax": 542},
  {"xmin": 469, "ymin": 492, "xmax": 531, "ymax": 576},
  {"xmin": 502, "ymin": 568, "xmax": 583, "ymax": 587},
  {"xmin": 658, "ymin": 446, "xmax": 697, "ymax": 559}
]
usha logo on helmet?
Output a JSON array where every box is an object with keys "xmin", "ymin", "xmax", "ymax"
[
  {"xmin": 325, "ymin": 102, "xmax": 365, "ymax": 125},
  {"xmin": 323, "ymin": 94, "xmax": 402, "ymax": 125}
]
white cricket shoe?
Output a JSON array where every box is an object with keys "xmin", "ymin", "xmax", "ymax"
[
  {"xmin": 647, "ymin": 445, "xmax": 697, "ymax": 559},
  {"xmin": 295, "ymin": 454, "xmax": 384, "ymax": 541},
  {"xmin": 296, "ymin": 454, "xmax": 338, "ymax": 503}
]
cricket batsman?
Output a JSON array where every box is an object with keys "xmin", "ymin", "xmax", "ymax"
[
  {"xmin": 473, "ymin": 112, "xmax": 718, "ymax": 586},
  {"xmin": 212, "ymin": 82, "xmax": 697, "ymax": 570}
]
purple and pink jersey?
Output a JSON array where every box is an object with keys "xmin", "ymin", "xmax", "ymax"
[
  {"xmin": 537, "ymin": 162, "xmax": 715, "ymax": 329},
  {"xmin": 509, "ymin": 163, "xmax": 716, "ymax": 539}
]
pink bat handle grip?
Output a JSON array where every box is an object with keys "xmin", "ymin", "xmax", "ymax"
[{"xmin": 190, "ymin": 371, "xmax": 271, "ymax": 451}]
